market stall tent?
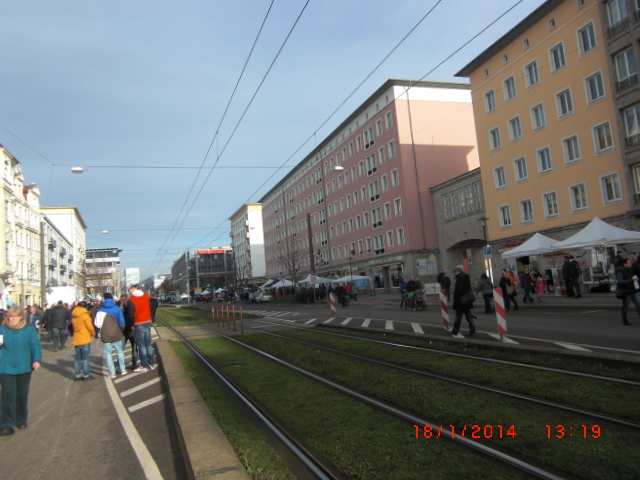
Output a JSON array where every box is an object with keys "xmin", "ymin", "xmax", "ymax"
[
  {"xmin": 501, "ymin": 233, "xmax": 557, "ymax": 259},
  {"xmin": 550, "ymin": 217, "xmax": 640, "ymax": 250}
]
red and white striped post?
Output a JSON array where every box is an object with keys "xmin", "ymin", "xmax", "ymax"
[
  {"xmin": 440, "ymin": 289, "xmax": 451, "ymax": 331},
  {"xmin": 493, "ymin": 288, "xmax": 508, "ymax": 341},
  {"xmin": 330, "ymin": 293, "xmax": 337, "ymax": 315}
]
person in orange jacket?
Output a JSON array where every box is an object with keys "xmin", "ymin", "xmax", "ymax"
[{"xmin": 72, "ymin": 302, "xmax": 95, "ymax": 380}]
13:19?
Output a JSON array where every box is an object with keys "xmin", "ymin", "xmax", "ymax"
[{"xmin": 546, "ymin": 425, "xmax": 600, "ymax": 438}]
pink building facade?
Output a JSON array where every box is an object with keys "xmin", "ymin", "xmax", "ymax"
[{"xmin": 259, "ymin": 79, "xmax": 479, "ymax": 292}]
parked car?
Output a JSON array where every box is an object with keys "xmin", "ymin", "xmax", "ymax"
[{"xmin": 251, "ymin": 292, "xmax": 272, "ymax": 303}]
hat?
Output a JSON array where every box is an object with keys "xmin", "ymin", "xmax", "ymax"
[
  {"xmin": 453, "ymin": 267, "xmax": 463, "ymax": 274},
  {"xmin": 568, "ymin": 255, "xmax": 574, "ymax": 259},
  {"xmin": 103, "ymin": 292, "xmax": 113, "ymax": 300}
]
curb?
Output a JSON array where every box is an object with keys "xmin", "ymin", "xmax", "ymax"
[{"xmin": 156, "ymin": 340, "xmax": 249, "ymax": 480}]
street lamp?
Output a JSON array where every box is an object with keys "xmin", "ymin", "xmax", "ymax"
[
  {"xmin": 71, "ymin": 166, "xmax": 84, "ymax": 174},
  {"xmin": 348, "ymin": 250, "xmax": 355, "ymax": 282}
]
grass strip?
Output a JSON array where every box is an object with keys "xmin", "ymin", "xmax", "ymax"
[
  {"xmin": 319, "ymin": 325, "xmax": 640, "ymax": 383},
  {"xmin": 170, "ymin": 341, "xmax": 296, "ymax": 480},
  {"xmin": 236, "ymin": 333, "xmax": 640, "ymax": 480},
  {"xmin": 274, "ymin": 328, "xmax": 640, "ymax": 422},
  {"xmin": 192, "ymin": 337, "xmax": 527, "ymax": 479}
]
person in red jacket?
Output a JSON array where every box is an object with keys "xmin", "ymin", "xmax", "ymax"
[{"xmin": 128, "ymin": 285, "xmax": 155, "ymax": 373}]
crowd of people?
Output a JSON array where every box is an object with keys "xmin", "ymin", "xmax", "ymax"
[{"xmin": 0, "ymin": 285, "xmax": 159, "ymax": 437}]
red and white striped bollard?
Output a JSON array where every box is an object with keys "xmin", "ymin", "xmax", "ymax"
[
  {"xmin": 493, "ymin": 287, "xmax": 508, "ymax": 341},
  {"xmin": 440, "ymin": 289, "xmax": 451, "ymax": 331},
  {"xmin": 330, "ymin": 293, "xmax": 337, "ymax": 315}
]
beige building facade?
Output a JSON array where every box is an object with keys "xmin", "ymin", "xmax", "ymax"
[{"xmin": 456, "ymin": 0, "xmax": 634, "ymax": 277}]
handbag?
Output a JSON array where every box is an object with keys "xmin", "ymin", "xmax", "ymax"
[
  {"xmin": 460, "ymin": 291, "xmax": 477, "ymax": 305},
  {"xmin": 615, "ymin": 289, "xmax": 629, "ymax": 299}
]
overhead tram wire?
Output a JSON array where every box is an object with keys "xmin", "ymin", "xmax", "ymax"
[
  {"xmin": 189, "ymin": 0, "xmax": 528, "ymax": 249},
  {"xmin": 150, "ymin": 0, "xmax": 311, "ymax": 274},
  {"xmin": 145, "ymin": 0, "xmax": 277, "ymax": 276}
]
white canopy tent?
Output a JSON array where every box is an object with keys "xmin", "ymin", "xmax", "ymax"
[
  {"xmin": 271, "ymin": 279, "xmax": 294, "ymax": 288},
  {"xmin": 501, "ymin": 232, "xmax": 557, "ymax": 259},
  {"xmin": 551, "ymin": 217, "xmax": 640, "ymax": 250},
  {"xmin": 299, "ymin": 274, "xmax": 333, "ymax": 284},
  {"xmin": 200, "ymin": 290, "xmax": 210, "ymax": 295}
]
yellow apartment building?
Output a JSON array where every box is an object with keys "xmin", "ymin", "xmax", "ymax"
[{"xmin": 456, "ymin": 0, "xmax": 634, "ymax": 276}]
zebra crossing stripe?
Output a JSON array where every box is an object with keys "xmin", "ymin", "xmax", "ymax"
[
  {"xmin": 555, "ymin": 342, "xmax": 591, "ymax": 352},
  {"xmin": 362, "ymin": 318, "xmax": 372, "ymax": 328},
  {"xmin": 411, "ymin": 323, "xmax": 424, "ymax": 334},
  {"xmin": 128, "ymin": 394, "xmax": 167, "ymax": 413},
  {"xmin": 304, "ymin": 318, "xmax": 317, "ymax": 325},
  {"xmin": 323, "ymin": 318, "xmax": 335, "ymax": 324},
  {"xmin": 488, "ymin": 333, "xmax": 518, "ymax": 344},
  {"xmin": 341, "ymin": 317, "xmax": 352, "ymax": 325},
  {"xmin": 385, "ymin": 320, "xmax": 394, "ymax": 331}
]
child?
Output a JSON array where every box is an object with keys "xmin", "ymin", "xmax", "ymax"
[{"xmin": 535, "ymin": 273, "xmax": 546, "ymax": 302}]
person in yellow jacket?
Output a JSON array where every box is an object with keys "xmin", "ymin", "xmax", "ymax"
[{"xmin": 72, "ymin": 302, "xmax": 95, "ymax": 380}]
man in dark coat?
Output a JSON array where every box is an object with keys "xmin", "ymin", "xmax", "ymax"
[
  {"xmin": 568, "ymin": 255, "xmax": 581, "ymax": 298},
  {"xmin": 42, "ymin": 301, "xmax": 70, "ymax": 351},
  {"xmin": 149, "ymin": 295, "xmax": 159, "ymax": 327},
  {"xmin": 562, "ymin": 256, "xmax": 575, "ymax": 297},
  {"xmin": 119, "ymin": 294, "xmax": 138, "ymax": 369},
  {"xmin": 450, "ymin": 267, "xmax": 475, "ymax": 336}
]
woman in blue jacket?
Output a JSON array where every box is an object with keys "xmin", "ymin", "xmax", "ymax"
[{"xmin": 0, "ymin": 307, "xmax": 42, "ymax": 436}]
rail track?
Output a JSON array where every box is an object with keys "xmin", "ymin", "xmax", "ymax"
[{"xmin": 159, "ymin": 308, "xmax": 620, "ymax": 479}]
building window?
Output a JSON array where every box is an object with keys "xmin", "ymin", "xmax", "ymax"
[
  {"xmin": 556, "ymin": 88, "xmax": 574, "ymax": 118},
  {"xmin": 606, "ymin": 0, "xmax": 628, "ymax": 29},
  {"xmin": 549, "ymin": 17, "xmax": 556, "ymax": 29},
  {"xmin": 385, "ymin": 111, "xmax": 393, "ymax": 129},
  {"xmin": 484, "ymin": 68, "xmax": 489, "ymax": 78},
  {"xmin": 494, "ymin": 166, "xmax": 506, "ymax": 189},
  {"xmin": 524, "ymin": 60, "xmax": 539, "ymax": 88},
  {"xmin": 523, "ymin": 37, "xmax": 530, "ymax": 48},
  {"xmin": 358, "ymin": 239, "xmax": 364, "ymax": 254},
  {"xmin": 601, "ymin": 172, "xmax": 623, "ymax": 204},
  {"xmin": 593, "ymin": 121, "xmax": 614, "ymax": 154},
  {"xmin": 503, "ymin": 76, "xmax": 517, "ymax": 101},
  {"xmin": 366, "ymin": 153, "xmax": 378, "ymax": 176},
  {"xmin": 394, "ymin": 198, "xmax": 402, "ymax": 216},
  {"xmin": 386, "ymin": 230, "xmax": 394, "ymax": 248},
  {"xmin": 384, "ymin": 202, "xmax": 391, "ymax": 220},
  {"xmin": 466, "ymin": 185, "xmax": 475, "ymax": 213},
  {"xmin": 569, "ymin": 183, "xmax": 588, "ymax": 211},
  {"xmin": 623, "ymin": 104, "xmax": 640, "ymax": 146},
  {"xmin": 391, "ymin": 169, "xmax": 399, "ymax": 186},
  {"xmin": 382, "ymin": 174, "xmax": 389, "ymax": 192},
  {"xmin": 520, "ymin": 199, "xmax": 534, "ymax": 223},
  {"xmin": 475, "ymin": 182, "xmax": 483, "ymax": 210},
  {"xmin": 378, "ymin": 146, "xmax": 386, "ymax": 164},
  {"xmin": 349, "ymin": 142, "xmax": 354, "ymax": 156},
  {"xmin": 499, "ymin": 205, "xmax": 512, "ymax": 228},
  {"xmin": 388, "ymin": 140, "xmax": 396, "ymax": 158},
  {"xmin": 358, "ymin": 160, "xmax": 365, "ymax": 176},
  {"xmin": 543, "ymin": 191, "xmax": 559, "ymax": 218},
  {"xmin": 577, "ymin": 0, "xmax": 586, "ymax": 8},
  {"xmin": 366, "ymin": 237, "xmax": 372, "ymax": 252},
  {"xmin": 585, "ymin": 71, "xmax": 605, "ymax": 104},
  {"xmin": 502, "ymin": 53, "xmax": 508, "ymax": 64},
  {"xmin": 549, "ymin": 43, "xmax": 566, "ymax": 73},
  {"xmin": 484, "ymin": 89, "xmax": 496, "ymax": 113},
  {"xmin": 614, "ymin": 49, "xmax": 637, "ymax": 90},
  {"xmin": 578, "ymin": 22, "xmax": 597, "ymax": 55},
  {"xmin": 514, "ymin": 156, "xmax": 528, "ymax": 182},
  {"xmin": 376, "ymin": 119, "xmax": 383, "ymax": 136},
  {"xmin": 397, "ymin": 227, "xmax": 405, "ymax": 246},
  {"xmin": 509, "ymin": 115, "xmax": 522, "ymax": 141},
  {"xmin": 356, "ymin": 136, "xmax": 362, "ymax": 151},
  {"xmin": 364, "ymin": 126, "xmax": 375, "ymax": 149},
  {"xmin": 371, "ymin": 207, "xmax": 382, "ymax": 228},
  {"xmin": 537, "ymin": 147, "xmax": 553, "ymax": 174},
  {"xmin": 489, "ymin": 127, "xmax": 502, "ymax": 151},
  {"xmin": 531, "ymin": 103, "xmax": 546, "ymax": 131},
  {"xmin": 563, "ymin": 135, "xmax": 581, "ymax": 164},
  {"xmin": 368, "ymin": 180, "xmax": 380, "ymax": 202},
  {"xmin": 632, "ymin": 165, "xmax": 640, "ymax": 195},
  {"xmin": 355, "ymin": 215, "xmax": 361, "ymax": 230}
]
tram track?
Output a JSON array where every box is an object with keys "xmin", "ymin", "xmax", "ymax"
[{"xmin": 159, "ymin": 308, "xmax": 581, "ymax": 480}]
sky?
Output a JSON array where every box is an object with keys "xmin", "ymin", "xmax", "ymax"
[{"xmin": 0, "ymin": 0, "xmax": 544, "ymax": 279}]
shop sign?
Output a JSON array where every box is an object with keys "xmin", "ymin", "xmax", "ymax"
[{"xmin": 503, "ymin": 237, "xmax": 526, "ymax": 248}]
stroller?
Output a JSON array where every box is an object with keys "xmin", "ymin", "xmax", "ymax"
[{"xmin": 414, "ymin": 289, "xmax": 427, "ymax": 310}]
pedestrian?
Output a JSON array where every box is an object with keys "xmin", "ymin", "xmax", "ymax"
[
  {"xmin": 399, "ymin": 278, "xmax": 407, "ymax": 308},
  {"xmin": 335, "ymin": 283, "xmax": 348, "ymax": 307},
  {"xmin": 0, "ymin": 307, "xmax": 42, "ymax": 436},
  {"xmin": 71, "ymin": 301, "xmax": 95, "ymax": 380},
  {"xmin": 505, "ymin": 270, "xmax": 520, "ymax": 310},
  {"xmin": 25, "ymin": 305, "xmax": 43, "ymax": 335},
  {"xmin": 94, "ymin": 293, "xmax": 127, "ymax": 379},
  {"xmin": 42, "ymin": 301, "xmax": 69, "ymax": 352},
  {"xmin": 520, "ymin": 266, "xmax": 534, "ymax": 304},
  {"xmin": 441, "ymin": 273, "xmax": 451, "ymax": 301},
  {"xmin": 149, "ymin": 295, "xmax": 159, "ymax": 327},
  {"xmin": 615, "ymin": 258, "xmax": 639, "ymax": 326},
  {"xmin": 499, "ymin": 269, "xmax": 514, "ymax": 312},
  {"xmin": 351, "ymin": 284, "xmax": 359, "ymax": 301},
  {"xmin": 615, "ymin": 251, "xmax": 626, "ymax": 269},
  {"xmin": 120, "ymin": 294, "xmax": 138, "ymax": 369},
  {"xmin": 436, "ymin": 269, "xmax": 445, "ymax": 290},
  {"xmin": 128, "ymin": 285, "xmax": 156, "ymax": 373},
  {"xmin": 450, "ymin": 267, "xmax": 475, "ymax": 336},
  {"xmin": 568, "ymin": 255, "xmax": 582, "ymax": 298},
  {"xmin": 345, "ymin": 282, "xmax": 352, "ymax": 300},
  {"xmin": 475, "ymin": 273, "xmax": 494, "ymax": 313},
  {"xmin": 562, "ymin": 256, "xmax": 575, "ymax": 297},
  {"xmin": 535, "ymin": 273, "xmax": 546, "ymax": 302}
]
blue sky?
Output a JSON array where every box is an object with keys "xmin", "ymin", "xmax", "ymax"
[{"xmin": 0, "ymin": 0, "xmax": 542, "ymax": 277}]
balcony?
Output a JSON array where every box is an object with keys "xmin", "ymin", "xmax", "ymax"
[
  {"xmin": 49, "ymin": 258, "xmax": 57, "ymax": 269},
  {"xmin": 625, "ymin": 133, "xmax": 640, "ymax": 148},
  {"xmin": 374, "ymin": 248, "xmax": 385, "ymax": 255},
  {"xmin": 48, "ymin": 239, "xmax": 57, "ymax": 250},
  {"xmin": 616, "ymin": 73, "xmax": 638, "ymax": 93},
  {"xmin": 608, "ymin": 17, "xmax": 629, "ymax": 38},
  {"xmin": 60, "ymin": 247, "xmax": 67, "ymax": 257}
]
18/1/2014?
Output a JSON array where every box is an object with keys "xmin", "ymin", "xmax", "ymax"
[{"xmin": 414, "ymin": 425, "xmax": 516, "ymax": 439}]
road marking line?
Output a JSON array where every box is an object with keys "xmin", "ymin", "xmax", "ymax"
[
  {"xmin": 362, "ymin": 318, "xmax": 371, "ymax": 328},
  {"xmin": 555, "ymin": 342, "xmax": 592, "ymax": 352},
  {"xmin": 304, "ymin": 318, "xmax": 317, "ymax": 324},
  {"xmin": 128, "ymin": 394, "xmax": 167, "ymax": 413},
  {"xmin": 103, "ymin": 372, "xmax": 163, "ymax": 479},
  {"xmin": 385, "ymin": 320, "xmax": 394, "ymax": 331},
  {"xmin": 342, "ymin": 317, "xmax": 353, "ymax": 325},
  {"xmin": 488, "ymin": 333, "xmax": 519, "ymax": 344},
  {"xmin": 323, "ymin": 318, "xmax": 335, "ymax": 324},
  {"xmin": 411, "ymin": 323, "xmax": 424, "ymax": 334},
  {"xmin": 120, "ymin": 377, "xmax": 162, "ymax": 397},
  {"xmin": 113, "ymin": 374, "xmax": 139, "ymax": 384}
]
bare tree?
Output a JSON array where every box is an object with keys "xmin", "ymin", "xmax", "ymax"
[{"xmin": 276, "ymin": 235, "xmax": 302, "ymax": 286}]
